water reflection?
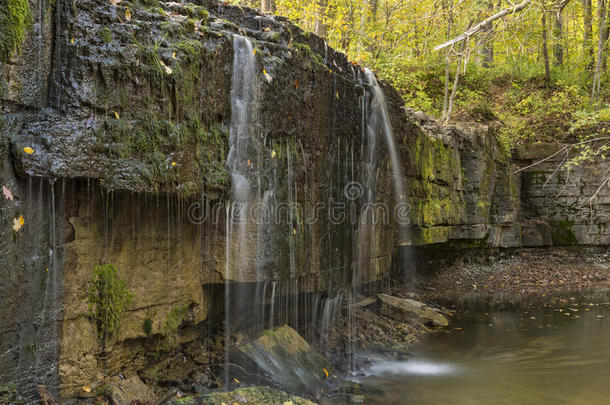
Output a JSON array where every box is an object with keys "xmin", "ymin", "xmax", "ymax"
[{"xmin": 355, "ymin": 290, "xmax": 610, "ymax": 405}]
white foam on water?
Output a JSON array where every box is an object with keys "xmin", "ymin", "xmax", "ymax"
[{"xmin": 365, "ymin": 359, "xmax": 457, "ymax": 376}]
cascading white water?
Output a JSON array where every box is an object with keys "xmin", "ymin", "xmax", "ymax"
[
  {"xmin": 225, "ymin": 34, "xmax": 259, "ymax": 387},
  {"xmin": 364, "ymin": 68, "xmax": 406, "ymax": 207}
]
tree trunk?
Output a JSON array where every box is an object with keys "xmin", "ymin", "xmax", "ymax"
[
  {"xmin": 583, "ymin": 0, "xmax": 594, "ymax": 72},
  {"xmin": 541, "ymin": 12, "xmax": 551, "ymax": 83},
  {"xmin": 313, "ymin": 0, "xmax": 327, "ymax": 38},
  {"xmin": 261, "ymin": 0, "xmax": 276, "ymax": 14},
  {"xmin": 552, "ymin": 10, "xmax": 564, "ymax": 65},
  {"xmin": 442, "ymin": 0, "xmax": 454, "ymax": 120},
  {"xmin": 592, "ymin": 0, "xmax": 606, "ymax": 104},
  {"xmin": 481, "ymin": 1, "xmax": 495, "ymax": 68}
]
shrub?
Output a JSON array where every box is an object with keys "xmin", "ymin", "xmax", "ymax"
[{"xmin": 87, "ymin": 264, "xmax": 134, "ymax": 340}]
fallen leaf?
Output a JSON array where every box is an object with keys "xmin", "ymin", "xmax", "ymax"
[
  {"xmin": 81, "ymin": 386, "xmax": 91, "ymax": 393},
  {"xmin": 23, "ymin": 147, "xmax": 34, "ymax": 154},
  {"xmin": 233, "ymin": 377, "xmax": 240, "ymax": 384},
  {"xmin": 12, "ymin": 216, "xmax": 23, "ymax": 232},
  {"xmin": 293, "ymin": 228, "xmax": 296, "ymax": 235},
  {"xmin": 252, "ymin": 48, "xmax": 257, "ymax": 55},
  {"xmin": 262, "ymin": 69, "xmax": 272, "ymax": 83},
  {"xmin": 114, "ymin": 111, "xmax": 120, "ymax": 119},
  {"xmin": 172, "ymin": 52, "xmax": 176, "ymax": 59},
  {"xmin": 159, "ymin": 60, "xmax": 172, "ymax": 74},
  {"xmin": 70, "ymin": 37, "xmax": 75, "ymax": 44},
  {"xmin": 323, "ymin": 368, "xmax": 329, "ymax": 378},
  {"xmin": 263, "ymin": 27, "xmax": 271, "ymax": 32},
  {"xmin": 171, "ymin": 161, "xmax": 176, "ymax": 166},
  {"xmin": 295, "ymin": 79, "xmax": 298, "ymax": 89},
  {"xmin": 125, "ymin": 8, "xmax": 131, "ymax": 21},
  {"xmin": 19, "ymin": 215, "xmax": 24, "ymax": 226},
  {"xmin": 2, "ymin": 185, "xmax": 14, "ymax": 201},
  {"xmin": 247, "ymin": 159, "xmax": 251, "ymax": 166},
  {"xmin": 271, "ymin": 150, "xmax": 276, "ymax": 158}
]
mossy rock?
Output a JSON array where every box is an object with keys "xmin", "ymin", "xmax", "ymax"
[
  {"xmin": 0, "ymin": 0, "xmax": 32, "ymax": 62},
  {"xmin": 167, "ymin": 386, "xmax": 318, "ymax": 405}
]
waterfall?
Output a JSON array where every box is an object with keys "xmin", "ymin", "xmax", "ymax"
[
  {"xmin": 225, "ymin": 34, "xmax": 259, "ymax": 388},
  {"xmin": 364, "ymin": 69, "xmax": 407, "ymax": 246}
]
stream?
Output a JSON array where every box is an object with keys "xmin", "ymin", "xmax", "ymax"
[{"xmin": 354, "ymin": 291, "xmax": 610, "ymax": 405}]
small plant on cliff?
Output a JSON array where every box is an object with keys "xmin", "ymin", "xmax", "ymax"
[{"xmin": 87, "ymin": 264, "xmax": 134, "ymax": 340}]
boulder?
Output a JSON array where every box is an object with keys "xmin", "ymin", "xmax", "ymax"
[
  {"xmin": 106, "ymin": 376, "xmax": 156, "ymax": 405},
  {"xmin": 165, "ymin": 386, "xmax": 318, "ymax": 405},
  {"xmin": 237, "ymin": 325, "xmax": 330, "ymax": 393},
  {"xmin": 377, "ymin": 294, "xmax": 448, "ymax": 327}
]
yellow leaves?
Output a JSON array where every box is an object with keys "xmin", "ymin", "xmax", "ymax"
[
  {"xmin": 233, "ymin": 377, "xmax": 240, "ymax": 384},
  {"xmin": 124, "ymin": 8, "xmax": 132, "ymax": 21},
  {"xmin": 172, "ymin": 52, "xmax": 177, "ymax": 59},
  {"xmin": 293, "ymin": 228, "xmax": 297, "ymax": 235},
  {"xmin": 70, "ymin": 37, "xmax": 75, "ymax": 44},
  {"xmin": 262, "ymin": 69, "xmax": 273, "ymax": 83},
  {"xmin": 247, "ymin": 159, "xmax": 252, "ymax": 167},
  {"xmin": 171, "ymin": 161, "xmax": 177, "ymax": 167},
  {"xmin": 159, "ymin": 60, "xmax": 172, "ymax": 75},
  {"xmin": 13, "ymin": 215, "xmax": 24, "ymax": 232},
  {"xmin": 271, "ymin": 150, "xmax": 276, "ymax": 158},
  {"xmin": 262, "ymin": 26, "xmax": 271, "ymax": 32},
  {"xmin": 23, "ymin": 147, "xmax": 34, "ymax": 154},
  {"xmin": 2, "ymin": 185, "xmax": 14, "ymax": 201},
  {"xmin": 81, "ymin": 386, "xmax": 91, "ymax": 393},
  {"xmin": 252, "ymin": 48, "xmax": 257, "ymax": 55},
  {"xmin": 336, "ymin": 92, "xmax": 339, "ymax": 99},
  {"xmin": 323, "ymin": 368, "xmax": 329, "ymax": 378},
  {"xmin": 114, "ymin": 111, "xmax": 120, "ymax": 119}
]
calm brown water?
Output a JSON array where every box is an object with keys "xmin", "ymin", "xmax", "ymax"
[{"xmin": 355, "ymin": 291, "xmax": 610, "ymax": 405}]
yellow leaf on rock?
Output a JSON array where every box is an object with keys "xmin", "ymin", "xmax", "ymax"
[
  {"xmin": 23, "ymin": 147, "xmax": 34, "ymax": 154},
  {"xmin": 114, "ymin": 111, "xmax": 120, "ymax": 119},
  {"xmin": 159, "ymin": 60, "xmax": 172, "ymax": 74},
  {"xmin": 81, "ymin": 386, "xmax": 91, "ymax": 393},
  {"xmin": 125, "ymin": 8, "xmax": 131, "ymax": 21},
  {"xmin": 323, "ymin": 368, "xmax": 329, "ymax": 378},
  {"xmin": 233, "ymin": 378, "xmax": 240, "ymax": 384}
]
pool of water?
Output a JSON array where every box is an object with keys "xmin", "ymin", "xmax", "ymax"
[{"xmin": 354, "ymin": 291, "xmax": 610, "ymax": 405}]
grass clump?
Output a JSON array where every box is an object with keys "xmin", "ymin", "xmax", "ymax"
[{"xmin": 87, "ymin": 263, "xmax": 134, "ymax": 340}]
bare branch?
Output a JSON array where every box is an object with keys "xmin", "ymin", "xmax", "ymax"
[{"xmin": 434, "ymin": 1, "xmax": 532, "ymax": 51}]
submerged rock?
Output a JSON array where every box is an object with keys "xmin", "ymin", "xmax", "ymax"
[
  {"xmin": 106, "ymin": 376, "xmax": 156, "ymax": 405},
  {"xmin": 237, "ymin": 325, "xmax": 331, "ymax": 393},
  {"xmin": 166, "ymin": 386, "xmax": 317, "ymax": 405},
  {"xmin": 377, "ymin": 294, "xmax": 449, "ymax": 327}
]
